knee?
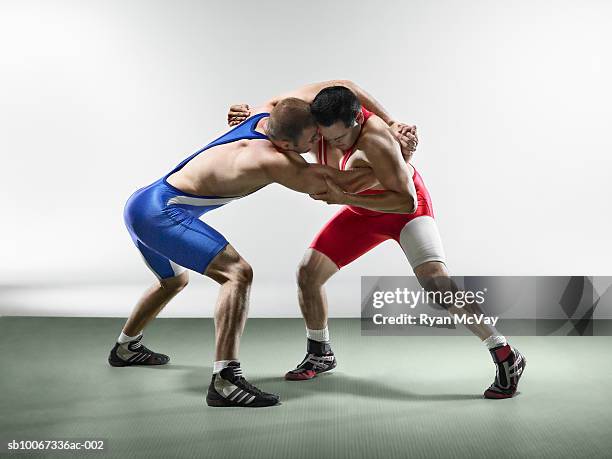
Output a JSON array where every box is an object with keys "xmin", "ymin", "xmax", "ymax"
[
  {"xmin": 296, "ymin": 261, "xmax": 322, "ymax": 290},
  {"xmin": 205, "ymin": 247, "xmax": 253, "ymax": 286},
  {"xmin": 415, "ymin": 263, "xmax": 454, "ymax": 293},
  {"xmin": 159, "ymin": 271, "xmax": 189, "ymax": 293},
  {"xmin": 228, "ymin": 259, "xmax": 253, "ymax": 286},
  {"xmin": 422, "ymin": 276, "xmax": 456, "ymax": 297},
  {"xmin": 415, "ymin": 261, "xmax": 446, "ymax": 279}
]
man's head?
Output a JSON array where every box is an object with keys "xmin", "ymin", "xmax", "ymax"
[
  {"xmin": 310, "ymin": 86, "xmax": 365, "ymax": 149},
  {"xmin": 267, "ymin": 98, "xmax": 319, "ymax": 153}
]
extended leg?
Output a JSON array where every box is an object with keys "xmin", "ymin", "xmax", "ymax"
[
  {"xmin": 414, "ymin": 261, "xmax": 526, "ymax": 398},
  {"xmin": 122, "ymin": 271, "xmax": 189, "ymax": 337},
  {"xmin": 414, "ymin": 261, "xmax": 499, "ymax": 340},
  {"xmin": 399, "ymin": 216, "xmax": 526, "ymax": 398},
  {"xmin": 109, "ymin": 247, "xmax": 188, "ymax": 367}
]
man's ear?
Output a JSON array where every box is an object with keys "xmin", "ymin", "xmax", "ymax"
[{"xmin": 355, "ymin": 110, "xmax": 365, "ymax": 125}]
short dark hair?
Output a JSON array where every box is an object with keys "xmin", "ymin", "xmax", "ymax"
[
  {"xmin": 268, "ymin": 98, "xmax": 316, "ymax": 145},
  {"xmin": 311, "ymin": 86, "xmax": 361, "ymax": 128}
]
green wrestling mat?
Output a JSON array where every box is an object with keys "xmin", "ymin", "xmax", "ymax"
[{"xmin": 1, "ymin": 317, "xmax": 610, "ymax": 458}]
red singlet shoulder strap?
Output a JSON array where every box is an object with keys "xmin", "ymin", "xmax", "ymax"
[
  {"xmin": 316, "ymin": 138, "xmax": 328, "ymax": 165},
  {"xmin": 361, "ymin": 106, "xmax": 374, "ymax": 122}
]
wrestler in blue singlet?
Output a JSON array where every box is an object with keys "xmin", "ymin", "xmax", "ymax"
[{"xmin": 124, "ymin": 113, "xmax": 269, "ymax": 279}]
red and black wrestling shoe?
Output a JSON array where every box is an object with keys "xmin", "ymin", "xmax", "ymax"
[
  {"xmin": 285, "ymin": 339, "xmax": 337, "ymax": 381},
  {"xmin": 484, "ymin": 344, "xmax": 527, "ymax": 399}
]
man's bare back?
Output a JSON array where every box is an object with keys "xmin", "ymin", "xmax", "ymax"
[
  {"xmin": 166, "ymin": 116, "xmax": 275, "ymax": 198},
  {"xmin": 166, "ymin": 108, "xmax": 374, "ymax": 201}
]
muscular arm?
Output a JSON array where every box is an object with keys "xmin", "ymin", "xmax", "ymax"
[
  {"xmin": 265, "ymin": 79, "xmax": 394, "ymax": 125},
  {"xmin": 228, "ymin": 80, "xmax": 418, "ymax": 155},
  {"xmin": 314, "ymin": 129, "xmax": 418, "ymax": 214},
  {"xmin": 260, "ymin": 150, "xmax": 376, "ymax": 195}
]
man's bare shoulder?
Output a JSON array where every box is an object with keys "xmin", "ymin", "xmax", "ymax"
[
  {"xmin": 357, "ymin": 116, "xmax": 396, "ymax": 156},
  {"xmin": 357, "ymin": 116, "xmax": 414, "ymax": 176},
  {"xmin": 239, "ymin": 139, "xmax": 299, "ymax": 172}
]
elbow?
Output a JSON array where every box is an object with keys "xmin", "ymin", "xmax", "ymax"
[
  {"xmin": 399, "ymin": 193, "xmax": 418, "ymax": 214},
  {"xmin": 335, "ymin": 79, "xmax": 355, "ymax": 89}
]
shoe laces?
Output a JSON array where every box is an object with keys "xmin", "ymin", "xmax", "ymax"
[
  {"xmin": 221, "ymin": 365, "xmax": 262, "ymax": 396},
  {"xmin": 229, "ymin": 369, "xmax": 265, "ymax": 396},
  {"xmin": 233, "ymin": 366, "xmax": 243, "ymax": 378},
  {"xmin": 127, "ymin": 335, "xmax": 151, "ymax": 353},
  {"xmin": 238, "ymin": 378, "xmax": 264, "ymax": 396},
  {"xmin": 297, "ymin": 353, "xmax": 332, "ymax": 371}
]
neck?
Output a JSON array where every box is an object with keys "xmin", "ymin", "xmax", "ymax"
[
  {"xmin": 346, "ymin": 123, "xmax": 363, "ymax": 150},
  {"xmin": 258, "ymin": 118, "xmax": 289, "ymax": 152}
]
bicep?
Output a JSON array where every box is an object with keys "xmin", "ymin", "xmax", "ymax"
[
  {"xmin": 263, "ymin": 153, "xmax": 328, "ymax": 195},
  {"xmin": 267, "ymin": 80, "xmax": 344, "ymax": 106},
  {"xmin": 367, "ymin": 138, "xmax": 412, "ymax": 194}
]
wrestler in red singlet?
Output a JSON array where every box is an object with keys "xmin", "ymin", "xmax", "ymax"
[{"xmin": 309, "ymin": 107, "xmax": 437, "ymax": 269}]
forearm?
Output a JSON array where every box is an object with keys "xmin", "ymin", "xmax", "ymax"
[
  {"xmin": 294, "ymin": 165, "xmax": 375, "ymax": 195},
  {"xmin": 281, "ymin": 164, "xmax": 341, "ymax": 195},
  {"xmin": 339, "ymin": 80, "xmax": 394, "ymax": 126},
  {"xmin": 342, "ymin": 190, "xmax": 417, "ymax": 214},
  {"xmin": 324, "ymin": 167, "xmax": 378, "ymax": 193}
]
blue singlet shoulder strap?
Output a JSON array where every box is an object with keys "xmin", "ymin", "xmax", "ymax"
[{"xmin": 165, "ymin": 113, "xmax": 270, "ymax": 177}]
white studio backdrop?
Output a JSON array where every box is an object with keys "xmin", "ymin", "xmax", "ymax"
[{"xmin": 1, "ymin": 0, "xmax": 611, "ymax": 317}]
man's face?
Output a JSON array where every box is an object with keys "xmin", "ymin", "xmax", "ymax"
[
  {"xmin": 317, "ymin": 120, "xmax": 356, "ymax": 150},
  {"xmin": 291, "ymin": 125, "xmax": 320, "ymax": 154}
]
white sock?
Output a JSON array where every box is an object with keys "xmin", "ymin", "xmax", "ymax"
[
  {"xmin": 117, "ymin": 330, "xmax": 142, "ymax": 344},
  {"xmin": 483, "ymin": 335, "xmax": 507, "ymax": 350},
  {"xmin": 307, "ymin": 326, "xmax": 329, "ymax": 342},
  {"xmin": 213, "ymin": 360, "xmax": 238, "ymax": 374}
]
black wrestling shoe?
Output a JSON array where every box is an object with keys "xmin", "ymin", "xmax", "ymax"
[
  {"xmin": 206, "ymin": 362, "xmax": 280, "ymax": 408},
  {"xmin": 484, "ymin": 345, "xmax": 526, "ymax": 399},
  {"xmin": 108, "ymin": 334, "xmax": 170, "ymax": 367},
  {"xmin": 285, "ymin": 339, "xmax": 337, "ymax": 381}
]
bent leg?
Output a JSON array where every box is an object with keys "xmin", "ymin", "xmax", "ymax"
[
  {"xmin": 123, "ymin": 204, "xmax": 230, "ymax": 339},
  {"xmin": 288, "ymin": 208, "xmax": 390, "ymax": 380},
  {"xmin": 300, "ymin": 207, "xmax": 388, "ymax": 329},
  {"xmin": 204, "ymin": 244, "xmax": 253, "ymax": 361},
  {"xmin": 296, "ymin": 249, "xmax": 339, "ymax": 330}
]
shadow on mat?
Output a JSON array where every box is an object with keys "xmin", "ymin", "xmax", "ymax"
[
  {"xmin": 251, "ymin": 373, "xmax": 482, "ymax": 402},
  {"xmin": 179, "ymin": 367, "xmax": 480, "ymax": 402},
  {"xmin": 140, "ymin": 363, "xmax": 204, "ymax": 371}
]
